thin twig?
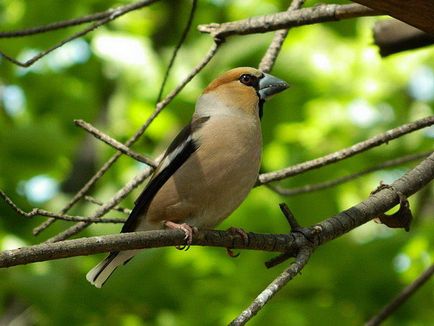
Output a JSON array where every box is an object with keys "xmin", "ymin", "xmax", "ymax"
[
  {"xmin": 46, "ymin": 164, "xmax": 153, "ymax": 243},
  {"xmin": 33, "ymin": 40, "xmax": 221, "ymax": 236},
  {"xmin": 229, "ymin": 247, "xmax": 313, "ymax": 326},
  {"xmin": 156, "ymin": 0, "xmax": 198, "ymax": 103},
  {"xmin": 269, "ymin": 151, "xmax": 432, "ymax": 196},
  {"xmin": 0, "ymin": 191, "xmax": 125, "ymax": 224},
  {"xmin": 258, "ymin": 116, "xmax": 434, "ymax": 185},
  {"xmin": 74, "ymin": 119, "xmax": 157, "ymax": 167},
  {"xmin": 198, "ymin": 4, "xmax": 380, "ymax": 40},
  {"xmin": 365, "ymin": 264, "xmax": 434, "ymax": 326},
  {"xmin": 279, "ymin": 202, "xmax": 301, "ymax": 230},
  {"xmin": 84, "ymin": 196, "xmax": 131, "ymax": 215},
  {"xmin": 258, "ymin": 0, "xmax": 305, "ymax": 73},
  {"xmin": 0, "ymin": 0, "xmax": 160, "ymax": 38},
  {"xmin": 0, "ymin": 0, "xmax": 160, "ymax": 67}
]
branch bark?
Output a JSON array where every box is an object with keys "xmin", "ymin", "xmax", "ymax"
[
  {"xmin": 0, "ymin": 0, "xmax": 161, "ymax": 67},
  {"xmin": 0, "ymin": 0, "xmax": 160, "ymax": 38},
  {"xmin": 230, "ymin": 246, "xmax": 313, "ymax": 326},
  {"xmin": 198, "ymin": 4, "xmax": 380, "ymax": 40},
  {"xmin": 258, "ymin": 0, "xmax": 305, "ymax": 73},
  {"xmin": 0, "ymin": 191, "xmax": 125, "ymax": 224},
  {"xmin": 373, "ymin": 19, "xmax": 434, "ymax": 57},
  {"xmin": 352, "ymin": 0, "xmax": 434, "ymax": 35},
  {"xmin": 74, "ymin": 119, "xmax": 157, "ymax": 168},
  {"xmin": 268, "ymin": 151, "xmax": 432, "ymax": 196},
  {"xmin": 1, "ymin": 152, "xmax": 432, "ymax": 268},
  {"xmin": 257, "ymin": 116, "xmax": 434, "ymax": 185}
]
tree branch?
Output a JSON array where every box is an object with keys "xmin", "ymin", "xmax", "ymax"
[
  {"xmin": 352, "ymin": 0, "xmax": 434, "ymax": 35},
  {"xmin": 257, "ymin": 116, "xmax": 434, "ymax": 185},
  {"xmin": 0, "ymin": 0, "xmax": 161, "ymax": 67},
  {"xmin": 156, "ymin": 0, "xmax": 198, "ymax": 103},
  {"xmin": 268, "ymin": 151, "xmax": 432, "ymax": 196},
  {"xmin": 0, "ymin": 191, "xmax": 125, "ymax": 224},
  {"xmin": 0, "ymin": 0, "xmax": 160, "ymax": 38},
  {"xmin": 1, "ymin": 152, "xmax": 432, "ymax": 269},
  {"xmin": 365, "ymin": 264, "xmax": 434, "ymax": 326},
  {"xmin": 373, "ymin": 19, "xmax": 434, "ymax": 57},
  {"xmin": 258, "ymin": 0, "xmax": 305, "ymax": 73},
  {"xmin": 45, "ymin": 164, "xmax": 153, "ymax": 243},
  {"xmin": 230, "ymin": 247, "xmax": 313, "ymax": 326},
  {"xmin": 198, "ymin": 4, "xmax": 380, "ymax": 40},
  {"xmin": 84, "ymin": 196, "xmax": 131, "ymax": 215},
  {"xmin": 0, "ymin": 229, "xmax": 299, "ymax": 267},
  {"xmin": 74, "ymin": 119, "xmax": 157, "ymax": 168}
]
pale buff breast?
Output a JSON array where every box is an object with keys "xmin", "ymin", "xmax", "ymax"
[{"xmin": 144, "ymin": 115, "xmax": 262, "ymax": 229}]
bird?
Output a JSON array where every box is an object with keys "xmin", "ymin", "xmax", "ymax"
[{"xmin": 86, "ymin": 67, "xmax": 288, "ymax": 288}]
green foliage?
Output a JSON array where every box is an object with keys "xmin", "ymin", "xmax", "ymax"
[{"xmin": 0, "ymin": 0, "xmax": 433, "ymax": 325}]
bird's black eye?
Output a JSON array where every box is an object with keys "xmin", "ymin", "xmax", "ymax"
[{"xmin": 239, "ymin": 74, "xmax": 258, "ymax": 87}]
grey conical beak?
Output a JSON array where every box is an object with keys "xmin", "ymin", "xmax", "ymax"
[{"xmin": 258, "ymin": 73, "xmax": 289, "ymax": 100}]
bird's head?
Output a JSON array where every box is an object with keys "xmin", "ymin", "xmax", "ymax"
[{"xmin": 195, "ymin": 67, "xmax": 288, "ymax": 119}]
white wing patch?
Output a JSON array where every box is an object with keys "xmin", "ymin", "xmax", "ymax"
[{"xmin": 158, "ymin": 134, "xmax": 193, "ymax": 172}]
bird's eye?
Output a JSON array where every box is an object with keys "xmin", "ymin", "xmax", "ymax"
[{"xmin": 239, "ymin": 74, "xmax": 258, "ymax": 87}]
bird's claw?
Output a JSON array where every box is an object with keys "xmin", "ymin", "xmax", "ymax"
[
  {"xmin": 163, "ymin": 221, "xmax": 197, "ymax": 249},
  {"xmin": 225, "ymin": 227, "xmax": 249, "ymax": 258},
  {"xmin": 226, "ymin": 248, "xmax": 240, "ymax": 258}
]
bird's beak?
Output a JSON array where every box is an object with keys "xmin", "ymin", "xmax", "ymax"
[{"xmin": 258, "ymin": 73, "xmax": 289, "ymax": 100}]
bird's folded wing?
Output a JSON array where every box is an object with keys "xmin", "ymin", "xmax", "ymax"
[{"xmin": 121, "ymin": 116, "xmax": 210, "ymax": 233}]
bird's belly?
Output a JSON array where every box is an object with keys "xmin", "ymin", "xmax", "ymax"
[{"xmin": 187, "ymin": 151, "xmax": 261, "ymax": 228}]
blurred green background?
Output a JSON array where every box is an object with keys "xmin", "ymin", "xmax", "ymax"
[{"xmin": 0, "ymin": 0, "xmax": 433, "ymax": 325}]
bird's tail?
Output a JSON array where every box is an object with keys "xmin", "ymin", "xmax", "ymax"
[{"xmin": 86, "ymin": 250, "xmax": 139, "ymax": 288}]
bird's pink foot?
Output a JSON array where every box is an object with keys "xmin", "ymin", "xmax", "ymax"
[{"xmin": 163, "ymin": 221, "xmax": 196, "ymax": 250}]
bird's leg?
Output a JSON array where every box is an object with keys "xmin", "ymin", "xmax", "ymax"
[
  {"xmin": 163, "ymin": 221, "xmax": 197, "ymax": 250},
  {"xmin": 225, "ymin": 227, "xmax": 249, "ymax": 258}
]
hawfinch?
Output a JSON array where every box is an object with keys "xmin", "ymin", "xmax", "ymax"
[{"xmin": 87, "ymin": 67, "xmax": 288, "ymax": 288}]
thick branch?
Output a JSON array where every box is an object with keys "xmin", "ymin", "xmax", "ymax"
[
  {"xmin": 230, "ymin": 152, "xmax": 434, "ymax": 324},
  {"xmin": 373, "ymin": 19, "xmax": 434, "ymax": 57},
  {"xmin": 198, "ymin": 4, "xmax": 380, "ymax": 40},
  {"xmin": 0, "ymin": 229, "xmax": 299, "ymax": 267},
  {"xmin": 1, "ymin": 152, "xmax": 432, "ymax": 268},
  {"xmin": 257, "ymin": 116, "xmax": 434, "ymax": 185},
  {"xmin": 352, "ymin": 0, "xmax": 434, "ymax": 35},
  {"xmin": 315, "ymin": 152, "xmax": 434, "ymax": 244}
]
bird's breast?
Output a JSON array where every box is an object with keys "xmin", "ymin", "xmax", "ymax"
[
  {"xmin": 146, "ymin": 115, "xmax": 262, "ymax": 229},
  {"xmin": 183, "ymin": 115, "xmax": 262, "ymax": 227}
]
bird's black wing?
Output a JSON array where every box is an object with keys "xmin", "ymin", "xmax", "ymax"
[{"xmin": 121, "ymin": 116, "xmax": 210, "ymax": 233}]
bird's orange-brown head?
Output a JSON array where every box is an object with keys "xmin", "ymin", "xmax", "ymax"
[{"xmin": 197, "ymin": 67, "xmax": 288, "ymax": 118}]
